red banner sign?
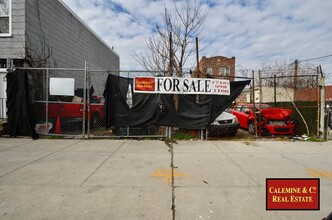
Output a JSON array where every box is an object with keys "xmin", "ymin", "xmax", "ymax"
[
  {"xmin": 266, "ymin": 178, "xmax": 320, "ymax": 210},
  {"xmin": 134, "ymin": 77, "xmax": 155, "ymax": 92}
]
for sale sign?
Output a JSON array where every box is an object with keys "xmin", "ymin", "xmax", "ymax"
[
  {"xmin": 266, "ymin": 178, "xmax": 320, "ymax": 210},
  {"xmin": 134, "ymin": 77, "xmax": 230, "ymax": 95}
]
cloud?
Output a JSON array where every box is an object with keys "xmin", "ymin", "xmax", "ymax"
[{"xmin": 62, "ymin": 0, "xmax": 332, "ymax": 81}]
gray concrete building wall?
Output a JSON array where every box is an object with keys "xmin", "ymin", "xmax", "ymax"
[
  {"xmin": 25, "ymin": 0, "xmax": 119, "ymax": 70},
  {"xmin": 0, "ymin": 0, "xmax": 25, "ymax": 60}
]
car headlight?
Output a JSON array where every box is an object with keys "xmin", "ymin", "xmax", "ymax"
[{"xmin": 233, "ymin": 117, "xmax": 238, "ymax": 123}]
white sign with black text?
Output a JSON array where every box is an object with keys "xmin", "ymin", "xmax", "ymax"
[{"xmin": 134, "ymin": 77, "xmax": 230, "ymax": 95}]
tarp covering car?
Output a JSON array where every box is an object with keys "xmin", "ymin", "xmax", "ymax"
[{"xmin": 103, "ymin": 74, "xmax": 250, "ymax": 129}]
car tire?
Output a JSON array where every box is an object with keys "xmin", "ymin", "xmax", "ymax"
[{"xmin": 248, "ymin": 121, "xmax": 256, "ymax": 135}]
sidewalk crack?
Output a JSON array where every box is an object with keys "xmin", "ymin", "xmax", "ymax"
[
  {"xmin": 80, "ymin": 140, "xmax": 126, "ymax": 187},
  {"xmin": 165, "ymin": 139, "xmax": 176, "ymax": 220}
]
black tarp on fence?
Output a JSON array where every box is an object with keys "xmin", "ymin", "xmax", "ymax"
[
  {"xmin": 104, "ymin": 74, "xmax": 250, "ymax": 129},
  {"xmin": 6, "ymin": 70, "xmax": 39, "ymax": 139}
]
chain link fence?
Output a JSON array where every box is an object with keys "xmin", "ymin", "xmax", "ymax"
[
  {"xmin": 4, "ymin": 66, "xmax": 331, "ymax": 140},
  {"xmin": 87, "ymin": 69, "xmax": 166, "ymax": 138},
  {"xmin": 258, "ymin": 74, "xmax": 320, "ymax": 136},
  {"xmin": 11, "ymin": 67, "xmax": 166, "ymax": 138}
]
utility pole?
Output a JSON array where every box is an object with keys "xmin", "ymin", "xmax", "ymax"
[
  {"xmin": 195, "ymin": 37, "xmax": 200, "ymax": 103},
  {"xmin": 169, "ymin": 32, "xmax": 173, "ymax": 77},
  {"xmin": 196, "ymin": 37, "xmax": 199, "ymax": 78}
]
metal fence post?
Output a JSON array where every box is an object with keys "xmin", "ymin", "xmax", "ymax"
[
  {"xmin": 319, "ymin": 66, "xmax": 325, "ymax": 139},
  {"xmin": 87, "ymin": 68, "xmax": 91, "ymax": 139},
  {"xmin": 127, "ymin": 71, "xmax": 130, "ymax": 137},
  {"xmin": 274, "ymin": 74, "xmax": 277, "ymax": 106},
  {"xmin": 82, "ymin": 61, "xmax": 87, "ymax": 138},
  {"xmin": 46, "ymin": 69, "xmax": 49, "ymax": 127},
  {"xmin": 316, "ymin": 70, "xmax": 320, "ymax": 137},
  {"xmin": 252, "ymin": 70, "xmax": 258, "ymax": 136}
]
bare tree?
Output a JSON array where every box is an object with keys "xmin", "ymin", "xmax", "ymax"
[
  {"xmin": 24, "ymin": 0, "xmax": 54, "ymax": 68},
  {"xmin": 135, "ymin": 0, "xmax": 207, "ymax": 77},
  {"xmin": 20, "ymin": 0, "xmax": 55, "ymax": 102}
]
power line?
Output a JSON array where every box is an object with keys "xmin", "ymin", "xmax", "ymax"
[
  {"xmin": 299, "ymin": 54, "xmax": 332, "ymax": 62},
  {"xmin": 92, "ymin": 0, "xmax": 152, "ymax": 30}
]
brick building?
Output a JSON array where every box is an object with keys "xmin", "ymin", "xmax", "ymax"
[
  {"xmin": 197, "ymin": 56, "xmax": 235, "ymax": 79},
  {"xmin": 293, "ymin": 86, "xmax": 332, "ymax": 103}
]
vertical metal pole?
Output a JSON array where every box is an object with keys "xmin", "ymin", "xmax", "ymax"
[
  {"xmin": 127, "ymin": 126, "xmax": 129, "ymax": 137},
  {"xmin": 319, "ymin": 65, "xmax": 326, "ymax": 139},
  {"xmin": 316, "ymin": 69, "xmax": 320, "ymax": 137},
  {"xmin": 82, "ymin": 61, "xmax": 87, "ymax": 138},
  {"xmin": 294, "ymin": 59, "xmax": 298, "ymax": 89},
  {"xmin": 169, "ymin": 32, "xmax": 174, "ymax": 140},
  {"xmin": 258, "ymin": 70, "xmax": 262, "ymax": 136},
  {"xmin": 169, "ymin": 32, "xmax": 173, "ymax": 77},
  {"xmin": 46, "ymin": 69, "xmax": 49, "ymax": 127},
  {"xmin": 258, "ymin": 70, "xmax": 262, "ymax": 104},
  {"xmin": 274, "ymin": 74, "xmax": 277, "ymax": 107},
  {"xmin": 195, "ymin": 37, "xmax": 200, "ymax": 103},
  {"xmin": 166, "ymin": 127, "xmax": 171, "ymax": 139},
  {"xmin": 252, "ymin": 70, "xmax": 258, "ymax": 136},
  {"xmin": 127, "ymin": 71, "xmax": 129, "ymax": 137},
  {"xmin": 87, "ymin": 68, "xmax": 90, "ymax": 139},
  {"xmin": 196, "ymin": 37, "xmax": 199, "ymax": 76}
]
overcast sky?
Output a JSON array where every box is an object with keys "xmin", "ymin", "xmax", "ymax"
[{"xmin": 62, "ymin": 0, "xmax": 332, "ymax": 80}]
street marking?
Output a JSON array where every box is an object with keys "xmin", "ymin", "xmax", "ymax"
[
  {"xmin": 151, "ymin": 169, "xmax": 186, "ymax": 185},
  {"xmin": 306, "ymin": 168, "xmax": 332, "ymax": 179}
]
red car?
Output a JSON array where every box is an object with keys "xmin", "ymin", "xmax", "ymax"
[
  {"xmin": 232, "ymin": 103, "xmax": 295, "ymax": 135},
  {"xmin": 41, "ymin": 95, "xmax": 105, "ymax": 129}
]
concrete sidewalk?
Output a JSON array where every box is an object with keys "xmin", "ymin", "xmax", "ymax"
[{"xmin": 0, "ymin": 138, "xmax": 331, "ymax": 219}]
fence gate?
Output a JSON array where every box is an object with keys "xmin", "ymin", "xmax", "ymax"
[{"xmin": 17, "ymin": 67, "xmax": 166, "ymax": 138}]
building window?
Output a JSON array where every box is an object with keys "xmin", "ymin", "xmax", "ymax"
[
  {"xmin": 220, "ymin": 67, "xmax": 230, "ymax": 76},
  {"xmin": 0, "ymin": 0, "xmax": 11, "ymax": 36},
  {"xmin": 206, "ymin": 67, "xmax": 212, "ymax": 75}
]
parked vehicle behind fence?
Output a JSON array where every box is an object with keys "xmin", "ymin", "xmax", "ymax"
[
  {"xmin": 207, "ymin": 111, "xmax": 240, "ymax": 137},
  {"xmin": 232, "ymin": 103, "xmax": 295, "ymax": 135},
  {"xmin": 39, "ymin": 95, "xmax": 105, "ymax": 132}
]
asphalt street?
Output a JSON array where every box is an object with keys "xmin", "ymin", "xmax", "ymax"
[{"xmin": 0, "ymin": 138, "xmax": 331, "ymax": 219}]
